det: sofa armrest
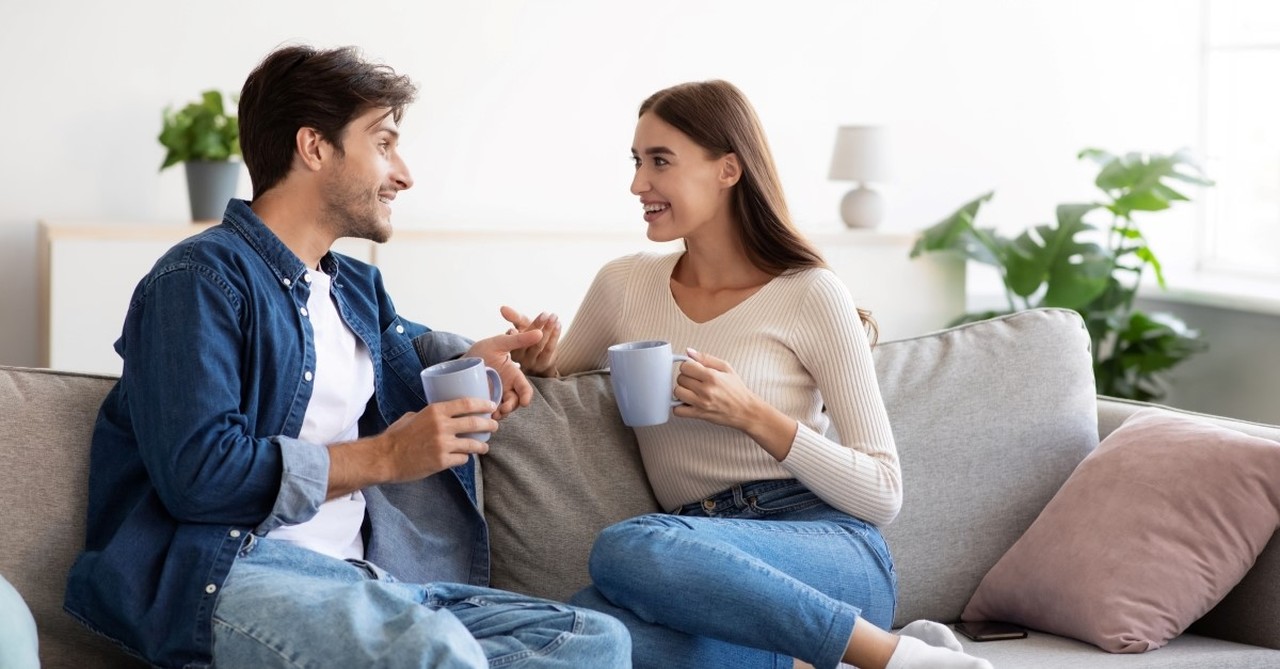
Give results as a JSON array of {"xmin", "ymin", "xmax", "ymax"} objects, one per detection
[{"xmin": 1190, "ymin": 532, "xmax": 1280, "ymax": 649}]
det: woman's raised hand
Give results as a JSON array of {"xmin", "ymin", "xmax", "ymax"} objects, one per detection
[{"xmin": 499, "ymin": 305, "xmax": 562, "ymax": 377}]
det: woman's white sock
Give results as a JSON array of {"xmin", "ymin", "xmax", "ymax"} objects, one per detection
[
  {"xmin": 885, "ymin": 635, "xmax": 994, "ymax": 669},
  {"xmin": 897, "ymin": 620, "xmax": 963, "ymax": 651}
]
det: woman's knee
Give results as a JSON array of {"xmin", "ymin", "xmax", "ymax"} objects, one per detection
[
  {"xmin": 589, "ymin": 516, "xmax": 680, "ymax": 579},
  {"xmin": 588, "ymin": 515, "xmax": 700, "ymax": 604}
]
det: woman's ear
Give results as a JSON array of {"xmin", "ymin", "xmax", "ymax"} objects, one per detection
[{"xmin": 719, "ymin": 153, "xmax": 742, "ymax": 188}]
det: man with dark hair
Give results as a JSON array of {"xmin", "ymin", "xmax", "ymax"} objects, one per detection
[{"xmin": 64, "ymin": 44, "xmax": 630, "ymax": 668}]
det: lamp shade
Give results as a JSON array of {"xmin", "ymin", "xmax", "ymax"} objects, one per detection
[{"xmin": 828, "ymin": 125, "xmax": 889, "ymax": 183}]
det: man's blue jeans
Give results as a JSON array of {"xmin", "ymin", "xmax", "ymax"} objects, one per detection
[
  {"xmin": 570, "ymin": 479, "xmax": 897, "ymax": 669},
  {"xmin": 212, "ymin": 536, "xmax": 630, "ymax": 668}
]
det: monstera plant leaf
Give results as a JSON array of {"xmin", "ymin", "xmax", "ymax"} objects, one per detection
[
  {"xmin": 1003, "ymin": 203, "xmax": 1111, "ymax": 310},
  {"xmin": 1080, "ymin": 148, "xmax": 1213, "ymax": 219},
  {"xmin": 909, "ymin": 192, "xmax": 1004, "ymax": 268},
  {"xmin": 912, "ymin": 148, "xmax": 1212, "ymax": 401},
  {"xmin": 1095, "ymin": 310, "xmax": 1208, "ymax": 401},
  {"xmin": 913, "ymin": 196, "xmax": 1112, "ymax": 312}
]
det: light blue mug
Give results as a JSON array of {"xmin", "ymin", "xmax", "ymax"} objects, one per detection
[
  {"xmin": 419, "ymin": 357, "xmax": 503, "ymax": 442},
  {"xmin": 607, "ymin": 340, "xmax": 690, "ymax": 427}
]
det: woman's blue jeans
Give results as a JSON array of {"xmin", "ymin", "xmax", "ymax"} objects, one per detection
[
  {"xmin": 570, "ymin": 479, "xmax": 897, "ymax": 669},
  {"xmin": 212, "ymin": 536, "xmax": 630, "ymax": 668}
]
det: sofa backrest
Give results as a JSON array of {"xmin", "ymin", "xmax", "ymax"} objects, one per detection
[{"xmin": 0, "ymin": 367, "xmax": 146, "ymax": 668}]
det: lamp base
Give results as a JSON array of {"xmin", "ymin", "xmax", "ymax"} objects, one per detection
[{"xmin": 840, "ymin": 185, "xmax": 884, "ymax": 229}]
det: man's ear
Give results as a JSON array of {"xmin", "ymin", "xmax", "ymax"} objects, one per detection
[
  {"xmin": 719, "ymin": 153, "xmax": 742, "ymax": 188},
  {"xmin": 295, "ymin": 127, "xmax": 328, "ymax": 172}
]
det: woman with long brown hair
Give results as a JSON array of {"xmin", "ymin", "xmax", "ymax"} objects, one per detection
[{"xmin": 505, "ymin": 80, "xmax": 990, "ymax": 669}]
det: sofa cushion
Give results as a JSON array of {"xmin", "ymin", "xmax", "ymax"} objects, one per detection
[
  {"xmin": 876, "ymin": 308, "xmax": 1100, "ymax": 627},
  {"xmin": 0, "ymin": 367, "xmax": 147, "ymax": 668},
  {"xmin": 962, "ymin": 408, "xmax": 1280, "ymax": 653},
  {"xmin": 957, "ymin": 631, "xmax": 1280, "ymax": 668},
  {"xmin": 482, "ymin": 371, "xmax": 661, "ymax": 602}
]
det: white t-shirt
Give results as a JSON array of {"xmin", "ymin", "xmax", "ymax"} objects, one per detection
[{"xmin": 267, "ymin": 267, "xmax": 375, "ymax": 560}]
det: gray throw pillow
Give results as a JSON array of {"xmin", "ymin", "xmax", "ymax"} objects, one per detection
[
  {"xmin": 876, "ymin": 308, "xmax": 1099, "ymax": 626},
  {"xmin": 482, "ymin": 371, "xmax": 660, "ymax": 602}
]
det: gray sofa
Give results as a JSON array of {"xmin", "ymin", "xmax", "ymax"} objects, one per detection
[{"xmin": 2, "ymin": 308, "xmax": 1278, "ymax": 668}]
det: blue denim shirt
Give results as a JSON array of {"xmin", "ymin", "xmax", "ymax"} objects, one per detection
[{"xmin": 64, "ymin": 200, "xmax": 487, "ymax": 669}]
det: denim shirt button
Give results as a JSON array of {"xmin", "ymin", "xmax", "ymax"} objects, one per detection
[
  {"xmin": 304, "ymin": 273, "xmax": 312, "ymax": 283},
  {"xmin": 282, "ymin": 278, "xmax": 292, "ymax": 287},
  {"xmin": 204, "ymin": 584, "xmax": 217, "ymax": 594},
  {"xmin": 229, "ymin": 529, "xmax": 241, "ymax": 539},
  {"xmin": 300, "ymin": 307, "xmax": 309, "ymax": 318},
  {"xmin": 304, "ymin": 371, "xmax": 313, "ymax": 382},
  {"xmin": 702, "ymin": 499, "xmax": 715, "ymax": 512},
  {"xmin": 395, "ymin": 324, "xmax": 405, "ymax": 334}
]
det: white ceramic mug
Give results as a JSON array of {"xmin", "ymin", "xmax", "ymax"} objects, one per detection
[
  {"xmin": 607, "ymin": 340, "xmax": 689, "ymax": 427},
  {"xmin": 419, "ymin": 357, "xmax": 503, "ymax": 442}
]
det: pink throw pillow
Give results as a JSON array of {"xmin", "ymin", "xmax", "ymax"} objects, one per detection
[{"xmin": 961, "ymin": 408, "xmax": 1280, "ymax": 652}]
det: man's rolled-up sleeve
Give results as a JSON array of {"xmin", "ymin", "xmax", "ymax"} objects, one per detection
[{"xmin": 253, "ymin": 436, "xmax": 332, "ymax": 534}]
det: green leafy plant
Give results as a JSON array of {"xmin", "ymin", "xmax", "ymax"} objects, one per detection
[
  {"xmin": 158, "ymin": 89, "xmax": 240, "ymax": 170},
  {"xmin": 911, "ymin": 149, "xmax": 1213, "ymax": 401}
]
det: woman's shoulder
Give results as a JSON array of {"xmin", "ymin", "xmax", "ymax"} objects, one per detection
[
  {"xmin": 767, "ymin": 266, "xmax": 860, "ymax": 316},
  {"xmin": 775, "ymin": 265, "xmax": 847, "ymax": 295}
]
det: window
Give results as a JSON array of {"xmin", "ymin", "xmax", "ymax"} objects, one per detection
[{"xmin": 1201, "ymin": 1, "xmax": 1280, "ymax": 279}]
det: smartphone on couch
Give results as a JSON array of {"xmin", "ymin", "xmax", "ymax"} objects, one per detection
[{"xmin": 954, "ymin": 620, "xmax": 1028, "ymax": 642}]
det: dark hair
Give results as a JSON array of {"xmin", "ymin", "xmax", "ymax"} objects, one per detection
[
  {"xmin": 640, "ymin": 80, "xmax": 877, "ymax": 343},
  {"xmin": 238, "ymin": 44, "xmax": 418, "ymax": 198}
]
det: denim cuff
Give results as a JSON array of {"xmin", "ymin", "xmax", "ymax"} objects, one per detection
[
  {"xmin": 412, "ymin": 331, "xmax": 474, "ymax": 367},
  {"xmin": 255, "ymin": 436, "xmax": 330, "ymax": 534}
]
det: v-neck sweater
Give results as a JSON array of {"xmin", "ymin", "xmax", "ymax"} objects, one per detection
[{"xmin": 557, "ymin": 252, "xmax": 902, "ymax": 526}]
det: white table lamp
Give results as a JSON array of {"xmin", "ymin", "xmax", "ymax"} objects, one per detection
[{"xmin": 828, "ymin": 125, "xmax": 889, "ymax": 229}]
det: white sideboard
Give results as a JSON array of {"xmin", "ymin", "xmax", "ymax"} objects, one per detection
[
  {"xmin": 38, "ymin": 223, "xmax": 374, "ymax": 376},
  {"xmin": 39, "ymin": 222, "xmax": 964, "ymax": 375}
]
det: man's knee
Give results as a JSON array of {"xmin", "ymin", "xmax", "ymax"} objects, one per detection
[{"xmin": 569, "ymin": 607, "xmax": 631, "ymax": 665}]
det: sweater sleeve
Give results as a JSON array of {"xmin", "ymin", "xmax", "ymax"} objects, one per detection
[
  {"xmin": 778, "ymin": 272, "xmax": 902, "ymax": 526},
  {"xmin": 556, "ymin": 255, "xmax": 635, "ymax": 375}
]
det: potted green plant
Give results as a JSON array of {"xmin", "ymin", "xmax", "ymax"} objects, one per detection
[
  {"xmin": 158, "ymin": 89, "xmax": 241, "ymax": 221},
  {"xmin": 910, "ymin": 149, "xmax": 1213, "ymax": 401}
]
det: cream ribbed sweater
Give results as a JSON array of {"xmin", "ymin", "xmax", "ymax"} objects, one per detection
[{"xmin": 557, "ymin": 252, "xmax": 902, "ymax": 526}]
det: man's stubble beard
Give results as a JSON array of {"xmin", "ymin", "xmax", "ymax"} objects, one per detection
[{"xmin": 320, "ymin": 168, "xmax": 392, "ymax": 244}]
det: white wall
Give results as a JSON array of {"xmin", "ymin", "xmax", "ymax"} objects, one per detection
[{"xmin": 1, "ymin": 2, "xmax": 1206, "ymax": 362}]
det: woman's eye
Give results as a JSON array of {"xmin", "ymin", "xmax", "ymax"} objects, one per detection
[
  {"xmin": 630, "ymin": 155, "xmax": 641, "ymax": 168},
  {"xmin": 653, "ymin": 157, "xmax": 669, "ymax": 167}
]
